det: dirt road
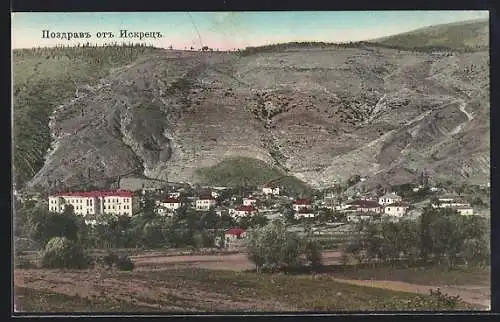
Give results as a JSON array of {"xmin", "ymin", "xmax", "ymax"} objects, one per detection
[{"xmin": 131, "ymin": 250, "xmax": 343, "ymax": 270}]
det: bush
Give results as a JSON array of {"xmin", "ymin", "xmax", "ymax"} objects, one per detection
[
  {"xmin": 406, "ymin": 288, "xmax": 464, "ymax": 310},
  {"xmin": 41, "ymin": 237, "xmax": 92, "ymax": 269},
  {"xmin": 102, "ymin": 252, "xmax": 121, "ymax": 268},
  {"xmin": 116, "ymin": 256, "xmax": 135, "ymax": 271},
  {"xmin": 102, "ymin": 252, "xmax": 134, "ymax": 271}
]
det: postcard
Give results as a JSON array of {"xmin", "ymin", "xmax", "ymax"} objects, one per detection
[{"xmin": 12, "ymin": 10, "xmax": 490, "ymax": 313}]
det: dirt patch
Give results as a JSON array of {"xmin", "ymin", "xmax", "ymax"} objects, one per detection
[
  {"xmin": 330, "ymin": 277, "xmax": 490, "ymax": 310},
  {"xmin": 14, "ymin": 269, "xmax": 296, "ymax": 312}
]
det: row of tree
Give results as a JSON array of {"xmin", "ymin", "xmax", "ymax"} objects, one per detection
[{"xmin": 342, "ymin": 207, "xmax": 490, "ymax": 270}]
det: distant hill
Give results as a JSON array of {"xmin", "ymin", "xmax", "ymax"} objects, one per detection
[
  {"xmin": 368, "ymin": 19, "xmax": 489, "ymax": 51},
  {"xmin": 13, "ymin": 20, "xmax": 490, "ymax": 193}
]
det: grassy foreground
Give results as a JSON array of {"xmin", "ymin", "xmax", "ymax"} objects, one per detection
[
  {"xmin": 15, "ymin": 267, "xmax": 480, "ymax": 312},
  {"xmin": 327, "ymin": 264, "xmax": 490, "ymax": 287}
]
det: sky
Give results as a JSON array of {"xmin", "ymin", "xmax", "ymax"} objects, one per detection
[{"xmin": 12, "ymin": 11, "xmax": 489, "ymax": 50}]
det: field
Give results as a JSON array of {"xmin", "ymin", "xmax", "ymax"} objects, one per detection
[{"xmin": 14, "ymin": 250, "xmax": 490, "ymax": 312}]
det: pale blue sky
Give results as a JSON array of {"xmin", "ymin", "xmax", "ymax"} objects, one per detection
[{"xmin": 12, "ymin": 11, "xmax": 489, "ymax": 49}]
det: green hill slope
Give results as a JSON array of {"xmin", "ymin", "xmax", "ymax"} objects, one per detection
[
  {"xmin": 196, "ymin": 157, "xmax": 312, "ymax": 196},
  {"xmin": 13, "ymin": 44, "xmax": 161, "ymax": 188}
]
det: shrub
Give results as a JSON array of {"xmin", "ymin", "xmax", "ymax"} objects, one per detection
[
  {"xmin": 102, "ymin": 252, "xmax": 121, "ymax": 268},
  {"xmin": 116, "ymin": 256, "xmax": 135, "ymax": 271},
  {"xmin": 102, "ymin": 252, "xmax": 134, "ymax": 271},
  {"xmin": 41, "ymin": 237, "xmax": 92, "ymax": 269}
]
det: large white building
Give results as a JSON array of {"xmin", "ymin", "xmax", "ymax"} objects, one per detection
[{"xmin": 48, "ymin": 190, "xmax": 136, "ymax": 217}]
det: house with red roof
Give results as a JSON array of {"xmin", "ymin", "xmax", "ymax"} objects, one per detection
[
  {"xmin": 48, "ymin": 190, "xmax": 136, "ymax": 217},
  {"xmin": 222, "ymin": 227, "xmax": 247, "ymax": 249},
  {"xmin": 292, "ymin": 198, "xmax": 312, "ymax": 212},
  {"xmin": 195, "ymin": 195, "xmax": 216, "ymax": 211},
  {"xmin": 233, "ymin": 205, "xmax": 258, "ymax": 217},
  {"xmin": 295, "ymin": 207, "xmax": 315, "ymax": 219}
]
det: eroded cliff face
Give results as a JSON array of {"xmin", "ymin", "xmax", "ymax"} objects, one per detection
[{"xmin": 27, "ymin": 46, "xmax": 490, "ymax": 191}]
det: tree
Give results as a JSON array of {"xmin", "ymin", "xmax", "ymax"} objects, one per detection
[
  {"xmin": 246, "ymin": 220, "xmax": 304, "ymax": 272},
  {"xmin": 26, "ymin": 205, "xmax": 81, "ymax": 248},
  {"xmin": 41, "ymin": 237, "xmax": 91, "ymax": 269},
  {"xmin": 347, "ymin": 175, "xmax": 361, "ymax": 187},
  {"xmin": 282, "ymin": 205, "xmax": 296, "ymax": 223}
]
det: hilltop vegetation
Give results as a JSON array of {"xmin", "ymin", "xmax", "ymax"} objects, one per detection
[
  {"xmin": 371, "ymin": 19, "xmax": 488, "ymax": 51},
  {"xmin": 13, "ymin": 44, "xmax": 161, "ymax": 188},
  {"xmin": 196, "ymin": 157, "xmax": 312, "ymax": 196}
]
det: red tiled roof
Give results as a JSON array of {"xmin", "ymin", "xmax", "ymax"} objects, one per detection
[
  {"xmin": 293, "ymin": 198, "xmax": 311, "ymax": 205},
  {"xmin": 235, "ymin": 205, "xmax": 257, "ymax": 212},
  {"xmin": 52, "ymin": 190, "xmax": 134, "ymax": 198},
  {"xmin": 225, "ymin": 228, "xmax": 246, "ymax": 236},
  {"xmin": 348, "ymin": 200, "xmax": 381, "ymax": 208},
  {"xmin": 163, "ymin": 197, "xmax": 181, "ymax": 204},
  {"xmin": 199, "ymin": 195, "xmax": 216, "ymax": 200}
]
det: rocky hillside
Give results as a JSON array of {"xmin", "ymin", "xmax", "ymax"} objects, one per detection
[{"xmin": 14, "ymin": 21, "xmax": 490, "ymax": 191}]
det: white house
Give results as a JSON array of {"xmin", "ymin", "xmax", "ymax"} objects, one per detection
[
  {"xmin": 195, "ymin": 196, "xmax": 216, "ymax": 211},
  {"xmin": 222, "ymin": 228, "xmax": 247, "ymax": 249},
  {"xmin": 456, "ymin": 206, "xmax": 474, "ymax": 216},
  {"xmin": 383, "ymin": 202, "xmax": 409, "ymax": 218},
  {"xmin": 433, "ymin": 196, "xmax": 470, "ymax": 208},
  {"xmin": 48, "ymin": 190, "xmax": 136, "ymax": 217},
  {"xmin": 292, "ymin": 198, "xmax": 312, "ymax": 212},
  {"xmin": 295, "ymin": 208, "xmax": 315, "ymax": 219},
  {"xmin": 378, "ymin": 193, "xmax": 402, "ymax": 206},
  {"xmin": 262, "ymin": 182, "xmax": 280, "ymax": 196},
  {"xmin": 156, "ymin": 197, "xmax": 182, "ymax": 215},
  {"xmin": 233, "ymin": 205, "xmax": 258, "ymax": 217},
  {"xmin": 168, "ymin": 192, "xmax": 181, "ymax": 198},
  {"xmin": 431, "ymin": 196, "xmax": 474, "ymax": 216},
  {"xmin": 346, "ymin": 200, "xmax": 382, "ymax": 213},
  {"xmin": 243, "ymin": 196, "xmax": 258, "ymax": 206}
]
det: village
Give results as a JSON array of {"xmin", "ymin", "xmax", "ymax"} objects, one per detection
[{"xmin": 14, "ymin": 173, "xmax": 489, "ymax": 251}]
